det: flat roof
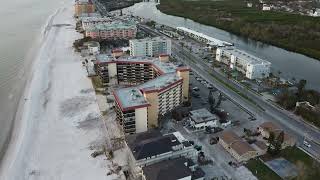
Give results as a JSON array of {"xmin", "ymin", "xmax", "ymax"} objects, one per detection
[
  {"xmin": 218, "ymin": 47, "xmax": 271, "ymax": 65},
  {"xmin": 190, "ymin": 108, "xmax": 218, "ymax": 124},
  {"xmin": 177, "ymin": 27, "xmax": 232, "ymax": 47},
  {"xmin": 81, "ymin": 17, "xmax": 112, "ymax": 23},
  {"xmin": 126, "ymin": 130, "xmax": 182, "ymax": 160},
  {"xmin": 98, "ymin": 55, "xmax": 189, "ymax": 110},
  {"xmin": 96, "ymin": 55, "xmax": 178, "ymax": 74},
  {"xmin": 78, "ymin": 13, "xmax": 101, "ymax": 18},
  {"xmin": 83, "ymin": 41, "xmax": 100, "ymax": 47},
  {"xmin": 142, "ymin": 158, "xmax": 192, "ymax": 180},
  {"xmin": 139, "ymin": 73, "xmax": 182, "ymax": 93},
  {"xmin": 113, "ymin": 87, "xmax": 150, "ymax": 111},
  {"xmin": 114, "ymin": 74, "xmax": 182, "ymax": 111},
  {"xmin": 86, "ymin": 21, "xmax": 136, "ymax": 31},
  {"xmin": 130, "ymin": 36, "xmax": 170, "ymax": 43}
]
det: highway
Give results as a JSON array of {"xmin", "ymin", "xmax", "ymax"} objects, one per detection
[{"xmin": 138, "ymin": 24, "xmax": 320, "ymax": 161}]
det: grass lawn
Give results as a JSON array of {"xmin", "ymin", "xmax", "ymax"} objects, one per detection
[
  {"xmin": 245, "ymin": 158, "xmax": 281, "ymax": 180},
  {"xmin": 246, "ymin": 146, "xmax": 320, "ymax": 180},
  {"xmin": 158, "ymin": 0, "xmax": 320, "ymax": 60},
  {"xmin": 280, "ymin": 146, "xmax": 320, "ymax": 180}
]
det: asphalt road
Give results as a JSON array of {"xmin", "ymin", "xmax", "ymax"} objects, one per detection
[{"xmin": 138, "ymin": 24, "xmax": 320, "ymax": 160}]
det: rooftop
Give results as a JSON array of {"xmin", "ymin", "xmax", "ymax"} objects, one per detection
[
  {"xmin": 83, "ymin": 41, "xmax": 100, "ymax": 47},
  {"xmin": 177, "ymin": 27, "xmax": 232, "ymax": 47},
  {"xmin": 113, "ymin": 87, "xmax": 150, "ymax": 111},
  {"xmin": 81, "ymin": 17, "xmax": 112, "ymax": 23},
  {"xmin": 220, "ymin": 131, "xmax": 256, "ymax": 156},
  {"xmin": 142, "ymin": 158, "xmax": 192, "ymax": 180},
  {"xmin": 259, "ymin": 122, "xmax": 282, "ymax": 132},
  {"xmin": 139, "ymin": 73, "xmax": 182, "ymax": 93},
  {"xmin": 126, "ymin": 130, "xmax": 182, "ymax": 160},
  {"xmin": 190, "ymin": 108, "xmax": 218, "ymax": 124},
  {"xmin": 96, "ymin": 55, "xmax": 187, "ymax": 110},
  {"xmin": 253, "ymin": 141, "xmax": 268, "ymax": 150},
  {"xmin": 78, "ymin": 13, "xmax": 101, "ymax": 18},
  {"xmin": 96, "ymin": 55, "xmax": 178, "ymax": 74},
  {"xmin": 130, "ymin": 36, "xmax": 170, "ymax": 43},
  {"xmin": 75, "ymin": 0, "xmax": 93, "ymax": 4},
  {"xmin": 219, "ymin": 47, "xmax": 271, "ymax": 65},
  {"xmin": 86, "ymin": 21, "xmax": 136, "ymax": 31}
]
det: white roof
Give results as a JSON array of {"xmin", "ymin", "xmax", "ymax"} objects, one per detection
[
  {"xmin": 219, "ymin": 47, "xmax": 271, "ymax": 65},
  {"xmin": 177, "ymin": 27, "xmax": 233, "ymax": 47}
]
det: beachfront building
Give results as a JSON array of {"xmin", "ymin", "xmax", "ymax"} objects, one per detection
[
  {"xmin": 83, "ymin": 41, "xmax": 100, "ymax": 55},
  {"xmin": 129, "ymin": 37, "xmax": 172, "ymax": 57},
  {"xmin": 126, "ymin": 130, "xmax": 196, "ymax": 167},
  {"xmin": 94, "ymin": 55, "xmax": 190, "ymax": 134},
  {"xmin": 219, "ymin": 131, "xmax": 258, "ymax": 162},
  {"xmin": 74, "ymin": 0, "xmax": 95, "ymax": 17},
  {"xmin": 85, "ymin": 21, "xmax": 137, "ymax": 40},
  {"xmin": 216, "ymin": 47, "xmax": 271, "ymax": 79},
  {"xmin": 141, "ymin": 157, "xmax": 205, "ymax": 180},
  {"xmin": 188, "ymin": 108, "xmax": 219, "ymax": 130},
  {"xmin": 81, "ymin": 17, "xmax": 112, "ymax": 30}
]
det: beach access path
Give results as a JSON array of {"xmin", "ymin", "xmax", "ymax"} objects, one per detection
[{"xmin": 0, "ymin": 4, "xmax": 120, "ymax": 180}]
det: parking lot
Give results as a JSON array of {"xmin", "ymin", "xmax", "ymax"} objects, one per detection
[{"xmin": 159, "ymin": 67, "xmax": 263, "ymax": 179}]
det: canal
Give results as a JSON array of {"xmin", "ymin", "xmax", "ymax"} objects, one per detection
[{"xmin": 123, "ymin": 2, "xmax": 320, "ymax": 91}]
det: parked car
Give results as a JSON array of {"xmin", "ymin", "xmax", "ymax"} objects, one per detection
[
  {"xmin": 213, "ymin": 127, "xmax": 223, "ymax": 133},
  {"xmin": 192, "ymin": 87, "xmax": 200, "ymax": 91},
  {"xmin": 303, "ymin": 140, "xmax": 311, "ymax": 148},
  {"xmin": 222, "ymin": 121, "xmax": 231, "ymax": 128},
  {"xmin": 209, "ymin": 137, "xmax": 219, "ymax": 145}
]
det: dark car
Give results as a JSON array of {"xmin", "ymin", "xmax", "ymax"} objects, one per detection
[{"xmin": 213, "ymin": 127, "xmax": 223, "ymax": 133}]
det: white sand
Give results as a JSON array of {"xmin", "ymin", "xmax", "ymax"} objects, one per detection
[{"xmin": 0, "ymin": 3, "xmax": 118, "ymax": 180}]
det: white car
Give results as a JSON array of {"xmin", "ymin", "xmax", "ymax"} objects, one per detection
[
  {"xmin": 303, "ymin": 141, "xmax": 311, "ymax": 148},
  {"xmin": 222, "ymin": 121, "xmax": 231, "ymax": 128}
]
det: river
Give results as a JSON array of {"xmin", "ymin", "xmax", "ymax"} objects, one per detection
[
  {"xmin": 123, "ymin": 2, "xmax": 320, "ymax": 91},
  {"xmin": 0, "ymin": 0, "xmax": 68, "ymax": 160}
]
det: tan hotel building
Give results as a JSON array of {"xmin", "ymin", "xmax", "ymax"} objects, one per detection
[
  {"xmin": 94, "ymin": 55, "xmax": 190, "ymax": 134},
  {"xmin": 74, "ymin": 0, "xmax": 95, "ymax": 17}
]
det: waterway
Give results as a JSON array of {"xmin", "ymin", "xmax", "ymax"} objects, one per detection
[
  {"xmin": 123, "ymin": 2, "xmax": 320, "ymax": 91},
  {"xmin": 0, "ymin": 0, "xmax": 68, "ymax": 160}
]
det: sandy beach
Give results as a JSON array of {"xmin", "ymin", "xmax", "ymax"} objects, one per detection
[{"xmin": 0, "ymin": 3, "xmax": 117, "ymax": 180}]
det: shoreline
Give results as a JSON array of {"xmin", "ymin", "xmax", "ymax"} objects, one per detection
[
  {"xmin": 1, "ymin": 2, "xmax": 117, "ymax": 179},
  {"xmin": 0, "ymin": 6, "xmax": 64, "ymax": 176},
  {"xmin": 0, "ymin": 6, "xmax": 63, "ymax": 164}
]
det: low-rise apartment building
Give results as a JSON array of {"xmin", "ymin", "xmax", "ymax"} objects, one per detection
[
  {"xmin": 141, "ymin": 157, "xmax": 205, "ymax": 180},
  {"xmin": 74, "ymin": 0, "xmax": 95, "ymax": 17},
  {"xmin": 94, "ymin": 55, "xmax": 190, "ymax": 134},
  {"xmin": 189, "ymin": 108, "xmax": 219, "ymax": 130},
  {"xmin": 176, "ymin": 27, "xmax": 232, "ymax": 47},
  {"xmin": 257, "ymin": 122, "xmax": 296, "ymax": 149},
  {"xmin": 216, "ymin": 47, "xmax": 271, "ymax": 79},
  {"xmin": 219, "ymin": 131, "xmax": 258, "ymax": 162},
  {"xmin": 85, "ymin": 21, "xmax": 137, "ymax": 40},
  {"xmin": 126, "ymin": 130, "xmax": 196, "ymax": 168},
  {"xmin": 83, "ymin": 41, "xmax": 100, "ymax": 55},
  {"xmin": 129, "ymin": 36, "xmax": 172, "ymax": 57}
]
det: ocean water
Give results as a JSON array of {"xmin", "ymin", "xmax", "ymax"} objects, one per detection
[{"xmin": 0, "ymin": 0, "xmax": 68, "ymax": 160}]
